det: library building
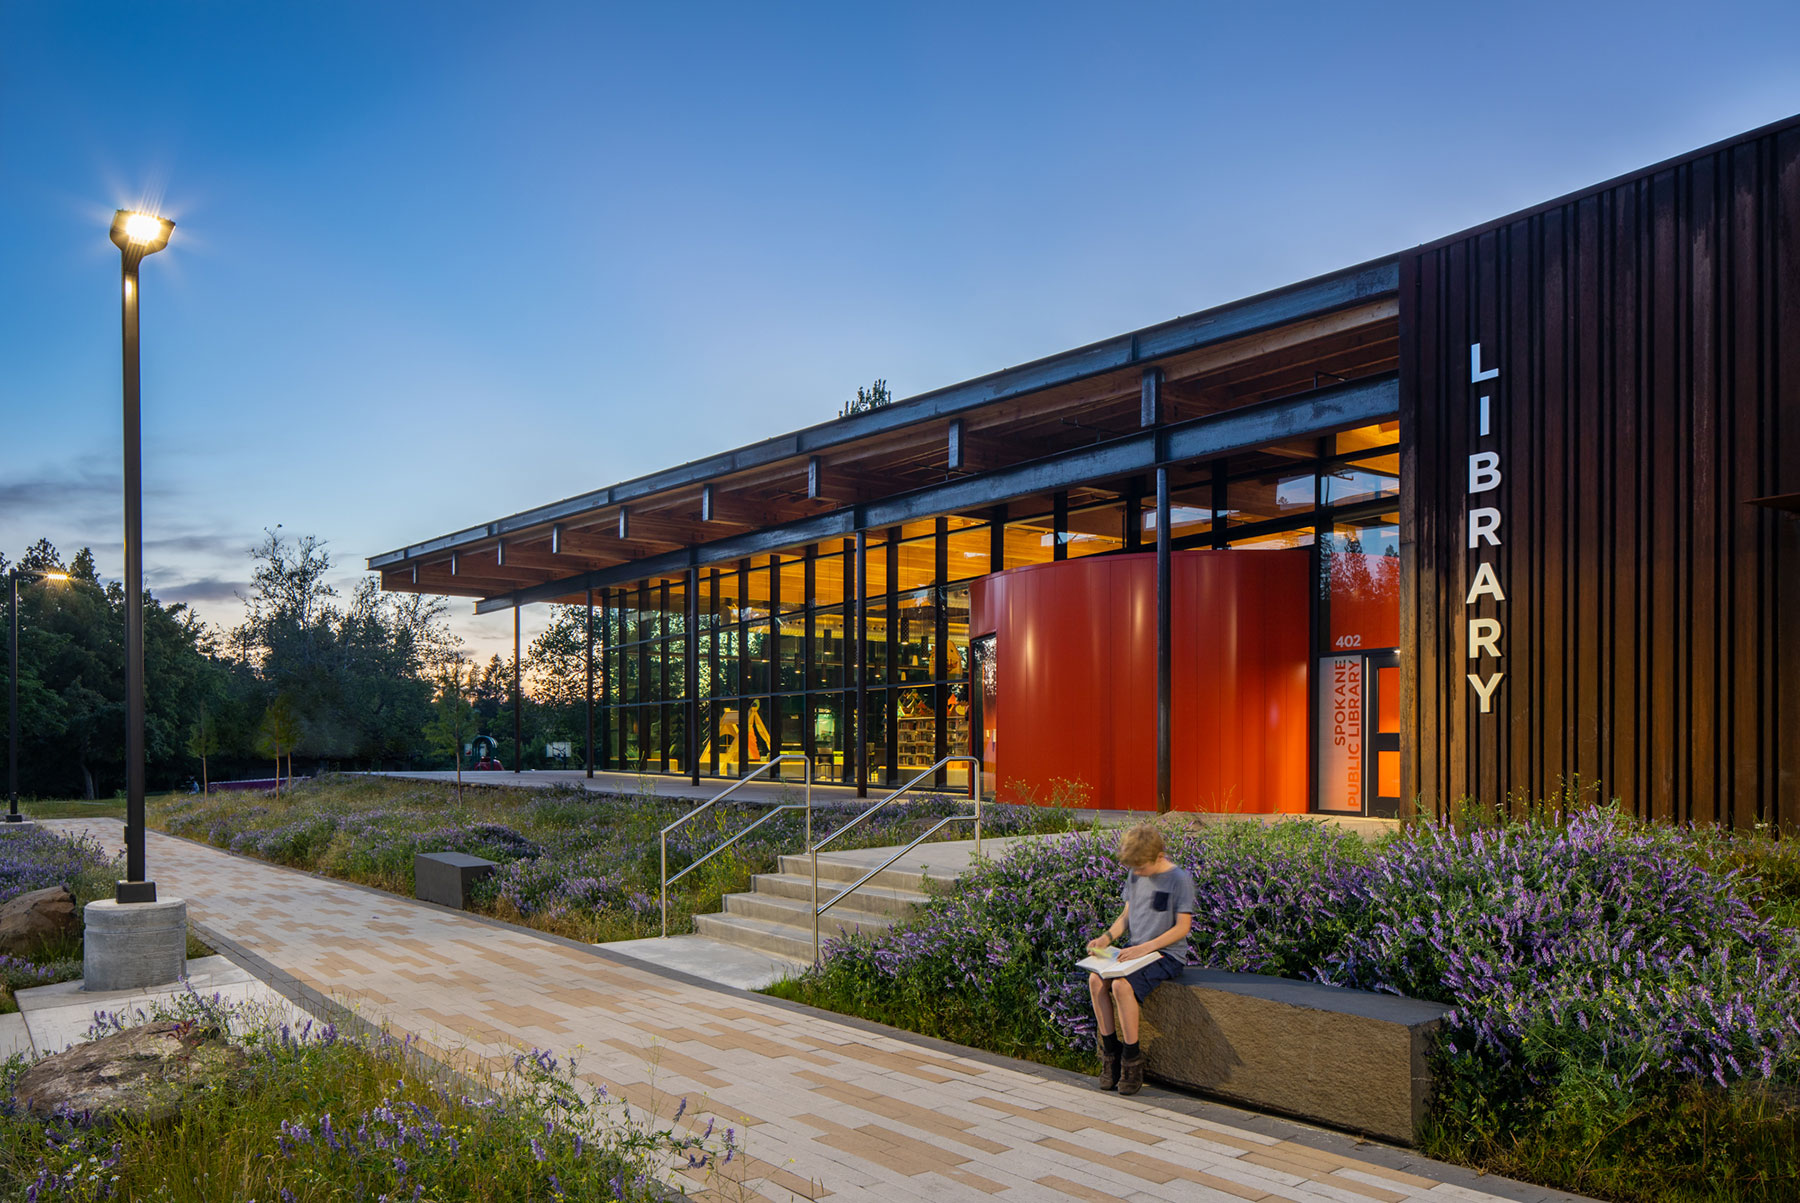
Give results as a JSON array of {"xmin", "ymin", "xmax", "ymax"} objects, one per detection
[{"xmin": 373, "ymin": 116, "xmax": 1799, "ymax": 829}]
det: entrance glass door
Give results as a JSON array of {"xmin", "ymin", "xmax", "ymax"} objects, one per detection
[
  {"xmin": 1365, "ymin": 650, "xmax": 1400, "ymax": 817},
  {"xmin": 969, "ymin": 634, "xmax": 996, "ymax": 797}
]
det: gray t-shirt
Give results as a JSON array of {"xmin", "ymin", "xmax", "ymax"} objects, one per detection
[{"xmin": 1123, "ymin": 865, "xmax": 1196, "ymax": 965}]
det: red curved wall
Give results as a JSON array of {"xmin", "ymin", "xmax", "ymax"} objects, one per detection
[{"xmin": 970, "ymin": 550, "xmax": 1310, "ymax": 813}]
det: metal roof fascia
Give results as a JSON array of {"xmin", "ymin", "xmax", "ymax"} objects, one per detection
[
  {"xmin": 368, "ymin": 256, "xmax": 1398, "ymax": 571},
  {"xmin": 470, "ymin": 372, "xmax": 1397, "ymax": 614}
]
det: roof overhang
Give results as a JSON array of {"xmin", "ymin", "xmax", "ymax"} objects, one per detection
[{"xmin": 370, "ymin": 254, "xmax": 1401, "ymax": 610}]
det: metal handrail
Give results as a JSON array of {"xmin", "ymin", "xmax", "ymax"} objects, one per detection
[
  {"xmin": 660, "ymin": 754, "xmax": 811, "ymax": 939},
  {"xmin": 810, "ymin": 754, "xmax": 981, "ymax": 962}
]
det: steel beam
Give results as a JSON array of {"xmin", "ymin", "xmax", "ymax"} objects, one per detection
[{"xmin": 472, "ymin": 372, "xmax": 1397, "ymax": 614}]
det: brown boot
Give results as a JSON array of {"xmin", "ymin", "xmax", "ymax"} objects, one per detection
[
  {"xmin": 1118, "ymin": 1051, "xmax": 1144, "ymax": 1096},
  {"xmin": 1097, "ymin": 1047, "xmax": 1121, "ymax": 1091}
]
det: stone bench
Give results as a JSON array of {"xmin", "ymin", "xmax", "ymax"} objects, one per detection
[
  {"xmin": 414, "ymin": 852, "xmax": 497, "ymax": 909},
  {"xmin": 1139, "ymin": 970, "xmax": 1450, "ymax": 1145}
]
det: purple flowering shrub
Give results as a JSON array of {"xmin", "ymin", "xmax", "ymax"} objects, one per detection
[
  {"xmin": 0, "ymin": 830, "xmax": 120, "ymax": 1006},
  {"xmin": 0, "ymin": 829, "xmax": 119, "ymax": 909},
  {"xmin": 2, "ymin": 996, "xmax": 737, "ymax": 1201},
  {"xmin": 805, "ymin": 819, "xmax": 1371, "ymax": 1057},
  {"xmin": 1319, "ymin": 813, "xmax": 1800, "ymax": 1135},
  {"xmin": 802, "ymin": 810, "xmax": 1800, "ymax": 1133}
]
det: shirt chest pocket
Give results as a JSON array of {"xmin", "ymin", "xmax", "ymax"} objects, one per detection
[{"xmin": 1152, "ymin": 890, "xmax": 1171, "ymax": 912}]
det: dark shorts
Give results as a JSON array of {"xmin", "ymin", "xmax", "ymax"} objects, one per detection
[{"xmin": 1118, "ymin": 954, "xmax": 1185, "ymax": 1003}]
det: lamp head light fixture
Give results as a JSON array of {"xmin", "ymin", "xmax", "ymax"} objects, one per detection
[{"xmin": 109, "ymin": 210, "xmax": 174, "ymax": 255}]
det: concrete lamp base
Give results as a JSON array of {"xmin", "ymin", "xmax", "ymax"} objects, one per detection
[
  {"xmin": 83, "ymin": 897, "xmax": 188, "ymax": 992},
  {"xmin": 0, "ymin": 818, "xmax": 37, "ymax": 833}
]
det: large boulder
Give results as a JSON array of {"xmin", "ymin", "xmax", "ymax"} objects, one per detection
[
  {"xmin": 11, "ymin": 1022, "xmax": 248, "ymax": 1123},
  {"xmin": 0, "ymin": 885, "xmax": 77, "ymax": 955}
]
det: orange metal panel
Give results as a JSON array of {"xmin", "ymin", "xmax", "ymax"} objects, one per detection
[{"xmin": 972, "ymin": 550, "xmax": 1309, "ymax": 813}]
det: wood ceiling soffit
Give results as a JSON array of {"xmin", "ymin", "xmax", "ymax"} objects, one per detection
[
  {"xmin": 417, "ymin": 567, "xmax": 520, "ymax": 595},
  {"xmin": 448, "ymin": 551, "xmax": 542, "ymax": 585},
  {"xmin": 1154, "ymin": 298, "xmax": 1397, "ymax": 386}
]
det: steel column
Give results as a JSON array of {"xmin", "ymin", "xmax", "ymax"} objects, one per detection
[
  {"xmin": 855, "ymin": 529, "xmax": 869, "ymax": 798},
  {"xmin": 585, "ymin": 586, "xmax": 594, "ymax": 778},
  {"xmin": 512, "ymin": 604, "xmax": 522, "ymax": 773},
  {"xmin": 1156, "ymin": 467, "xmax": 1172, "ymax": 815}
]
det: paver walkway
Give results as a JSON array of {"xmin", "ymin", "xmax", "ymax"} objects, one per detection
[{"xmin": 41, "ymin": 819, "xmax": 1575, "ymax": 1203}]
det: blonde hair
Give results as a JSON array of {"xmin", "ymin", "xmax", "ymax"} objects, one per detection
[{"xmin": 1116, "ymin": 824, "xmax": 1166, "ymax": 868}]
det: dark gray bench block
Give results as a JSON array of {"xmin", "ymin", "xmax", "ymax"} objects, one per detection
[
  {"xmin": 414, "ymin": 852, "xmax": 497, "ymax": 909},
  {"xmin": 1139, "ymin": 970, "xmax": 1450, "ymax": 1145}
]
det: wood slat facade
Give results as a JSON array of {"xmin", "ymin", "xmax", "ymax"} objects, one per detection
[{"xmin": 1399, "ymin": 118, "xmax": 1800, "ymax": 829}]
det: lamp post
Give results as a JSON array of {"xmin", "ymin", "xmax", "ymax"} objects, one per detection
[
  {"xmin": 7, "ymin": 568, "xmax": 69, "ymax": 823},
  {"xmin": 109, "ymin": 209, "xmax": 173, "ymax": 903}
]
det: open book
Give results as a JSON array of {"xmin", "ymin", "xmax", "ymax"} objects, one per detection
[{"xmin": 1075, "ymin": 947, "xmax": 1162, "ymax": 979}]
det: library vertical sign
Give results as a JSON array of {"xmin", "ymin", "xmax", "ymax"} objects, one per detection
[{"xmin": 1466, "ymin": 342, "xmax": 1505, "ymax": 713}]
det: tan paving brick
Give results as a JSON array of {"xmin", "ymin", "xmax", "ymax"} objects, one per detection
[{"xmin": 45, "ymin": 819, "xmax": 1525, "ymax": 1203}]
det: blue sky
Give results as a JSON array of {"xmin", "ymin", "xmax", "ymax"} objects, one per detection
[{"xmin": 4, "ymin": 2, "xmax": 1797, "ymax": 659}]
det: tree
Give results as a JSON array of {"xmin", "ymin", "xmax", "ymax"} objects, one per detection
[
  {"xmin": 256, "ymin": 695, "xmax": 303, "ymax": 798},
  {"xmin": 186, "ymin": 703, "xmax": 220, "ymax": 795},
  {"xmin": 423, "ymin": 661, "xmax": 477, "ymax": 803},
  {"xmin": 525, "ymin": 605, "xmax": 596, "ymax": 760},
  {"xmin": 229, "ymin": 531, "xmax": 459, "ymax": 771},
  {"xmin": 839, "ymin": 379, "xmax": 892, "ymax": 418},
  {"xmin": 0, "ymin": 538, "xmax": 220, "ymax": 798}
]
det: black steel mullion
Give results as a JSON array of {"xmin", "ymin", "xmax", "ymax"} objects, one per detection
[
  {"xmin": 659, "ymin": 579, "xmax": 671, "ymax": 773},
  {"xmin": 736, "ymin": 559, "xmax": 749, "ymax": 777},
  {"xmin": 768, "ymin": 554, "xmax": 782, "ymax": 774},
  {"xmin": 934, "ymin": 517, "xmax": 949, "ymax": 786},
  {"xmin": 707, "ymin": 570, "xmax": 720, "ymax": 777},
  {"xmin": 885, "ymin": 531, "xmax": 899, "ymax": 786},
  {"xmin": 854, "ymin": 532, "xmax": 868, "ymax": 797},
  {"xmin": 686, "ymin": 565, "xmax": 699, "ymax": 786},
  {"xmin": 804, "ymin": 549, "xmax": 817, "ymax": 776},
  {"xmin": 637, "ymin": 580, "xmax": 650, "ymax": 773}
]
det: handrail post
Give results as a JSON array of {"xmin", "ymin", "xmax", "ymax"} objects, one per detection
[
  {"xmin": 972, "ymin": 758, "xmax": 982, "ymax": 856},
  {"xmin": 660, "ymin": 829, "xmax": 668, "ymax": 939}
]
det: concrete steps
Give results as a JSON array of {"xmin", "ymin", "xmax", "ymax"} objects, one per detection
[{"xmin": 691, "ymin": 843, "xmax": 982, "ymax": 961}]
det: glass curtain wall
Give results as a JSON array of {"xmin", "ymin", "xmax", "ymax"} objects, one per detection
[{"xmin": 593, "ymin": 419, "xmax": 1401, "ymax": 796}]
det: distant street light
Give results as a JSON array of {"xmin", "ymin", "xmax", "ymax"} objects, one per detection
[
  {"xmin": 7, "ymin": 569, "xmax": 70, "ymax": 823},
  {"xmin": 109, "ymin": 209, "xmax": 173, "ymax": 902}
]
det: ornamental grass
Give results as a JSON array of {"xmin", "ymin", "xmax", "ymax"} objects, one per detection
[
  {"xmin": 774, "ymin": 807, "xmax": 1800, "ymax": 1202},
  {"xmin": 0, "ymin": 989, "xmax": 740, "ymax": 1202}
]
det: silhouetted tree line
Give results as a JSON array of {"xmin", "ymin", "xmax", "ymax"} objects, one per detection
[{"xmin": 0, "ymin": 529, "xmax": 622, "ymax": 799}]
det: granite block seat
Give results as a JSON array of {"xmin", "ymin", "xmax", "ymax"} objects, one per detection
[
  {"xmin": 414, "ymin": 852, "xmax": 497, "ymax": 909},
  {"xmin": 1139, "ymin": 970, "xmax": 1451, "ymax": 1145}
]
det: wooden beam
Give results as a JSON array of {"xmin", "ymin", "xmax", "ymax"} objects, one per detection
[
  {"xmin": 700, "ymin": 484, "xmax": 794, "ymax": 527},
  {"xmin": 556, "ymin": 529, "xmax": 677, "ymax": 560},
  {"xmin": 417, "ymin": 567, "xmax": 518, "ymax": 597},
  {"xmin": 449, "ymin": 550, "xmax": 545, "ymax": 585},
  {"xmin": 805, "ymin": 456, "xmax": 886, "ymax": 504}
]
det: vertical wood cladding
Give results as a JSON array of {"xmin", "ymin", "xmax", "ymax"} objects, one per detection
[{"xmin": 1400, "ymin": 120, "xmax": 1800, "ymax": 829}]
